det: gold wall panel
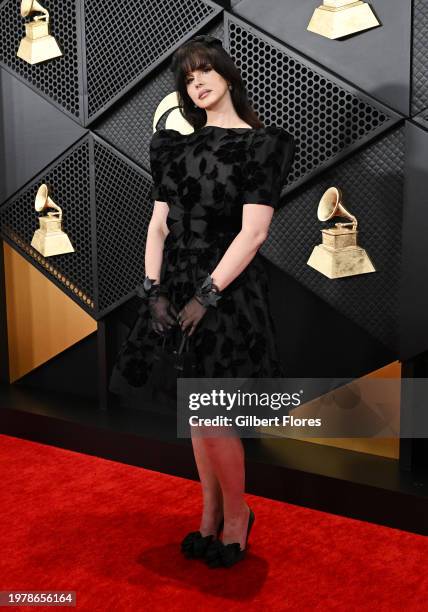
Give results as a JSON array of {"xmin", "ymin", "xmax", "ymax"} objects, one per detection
[
  {"xmin": 3, "ymin": 242, "xmax": 96, "ymax": 382},
  {"xmin": 295, "ymin": 361, "xmax": 401, "ymax": 459}
]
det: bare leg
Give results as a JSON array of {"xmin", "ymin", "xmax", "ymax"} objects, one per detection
[
  {"xmin": 191, "ymin": 427, "xmax": 224, "ymax": 536},
  {"xmin": 202, "ymin": 431, "xmax": 250, "ymax": 550}
]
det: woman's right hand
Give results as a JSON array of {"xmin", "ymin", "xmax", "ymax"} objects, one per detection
[{"xmin": 148, "ymin": 294, "xmax": 178, "ymax": 335}]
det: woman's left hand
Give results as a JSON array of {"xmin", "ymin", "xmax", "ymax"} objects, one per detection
[{"xmin": 177, "ymin": 296, "xmax": 208, "ymax": 336}]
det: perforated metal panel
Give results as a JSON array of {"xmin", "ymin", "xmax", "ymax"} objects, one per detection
[
  {"xmin": 225, "ymin": 14, "xmax": 401, "ymax": 191},
  {"xmin": 261, "ymin": 124, "xmax": 404, "ymax": 351},
  {"xmin": 0, "ymin": 0, "xmax": 82, "ymax": 120},
  {"xmin": 94, "ymin": 137, "xmax": 153, "ymax": 313},
  {"xmin": 0, "ymin": 136, "xmax": 94, "ymax": 309},
  {"xmin": 412, "ymin": 0, "xmax": 428, "ymax": 115},
  {"xmin": 94, "ymin": 22, "xmax": 225, "ymax": 170},
  {"xmin": 0, "ymin": 134, "xmax": 156, "ymax": 318},
  {"xmin": 0, "ymin": 0, "xmax": 221, "ymax": 126},
  {"xmin": 84, "ymin": 0, "xmax": 221, "ymax": 122}
]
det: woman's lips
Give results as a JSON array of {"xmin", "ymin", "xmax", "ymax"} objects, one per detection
[{"xmin": 199, "ymin": 90, "xmax": 211, "ymax": 99}]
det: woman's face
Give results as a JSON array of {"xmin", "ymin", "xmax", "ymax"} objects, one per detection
[{"xmin": 185, "ymin": 64, "xmax": 229, "ymax": 109}]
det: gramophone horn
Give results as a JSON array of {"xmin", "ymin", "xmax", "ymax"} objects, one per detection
[
  {"xmin": 21, "ymin": 0, "xmax": 47, "ymax": 18},
  {"xmin": 317, "ymin": 186, "xmax": 357, "ymax": 228},
  {"xmin": 35, "ymin": 183, "xmax": 62, "ymax": 218},
  {"xmin": 35, "ymin": 184, "xmax": 48, "ymax": 211}
]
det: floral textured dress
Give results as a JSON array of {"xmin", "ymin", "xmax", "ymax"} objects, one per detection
[{"xmin": 108, "ymin": 125, "xmax": 295, "ymax": 403}]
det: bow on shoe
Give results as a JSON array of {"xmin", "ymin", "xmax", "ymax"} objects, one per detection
[
  {"xmin": 204, "ymin": 539, "xmax": 244, "ymax": 568},
  {"xmin": 181, "ymin": 530, "xmax": 214, "ymax": 559}
]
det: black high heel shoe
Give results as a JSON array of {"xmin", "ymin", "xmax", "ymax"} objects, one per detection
[
  {"xmin": 181, "ymin": 516, "xmax": 224, "ymax": 559},
  {"xmin": 204, "ymin": 506, "xmax": 255, "ymax": 568}
]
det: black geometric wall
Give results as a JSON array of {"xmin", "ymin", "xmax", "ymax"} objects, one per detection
[
  {"xmin": 0, "ymin": 0, "xmax": 222, "ymax": 124},
  {"xmin": 0, "ymin": 133, "xmax": 153, "ymax": 317},
  {"xmin": 261, "ymin": 124, "xmax": 404, "ymax": 352},
  {"xmin": 399, "ymin": 120, "xmax": 428, "ymax": 361},
  {"xmin": 0, "ymin": 0, "xmax": 83, "ymax": 120},
  {"xmin": 84, "ymin": 0, "xmax": 221, "ymax": 122},
  {"xmin": 412, "ymin": 0, "xmax": 428, "ymax": 116},
  {"xmin": 233, "ymin": 0, "xmax": 412, "ymax": 116},
  {"xmin": 225, "ymin": 13, "xmax": 401, "ymax": 192},
  {"xmin": 0, "ymin": 68, "xmax": 87, "ymax": 205},
  {"xmin": 1, "ymin": 137, "xmax": 95, "ymax": 310},
  {"xmin": 94, "ymin": 19, "xmax": 226, "ymax": 175},
  {"xmin": 0, "ymin": 2, "xmax": 427, "ymax": 360}
]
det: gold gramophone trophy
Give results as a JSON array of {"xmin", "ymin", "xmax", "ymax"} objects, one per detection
[
  {"xmin": 31, "ymin": 184, "xmax": 75, "ymax": 257},
  {"xmin": 307, "ymin": 0, "xmax": 380, "ymax": 39},
  {"xmin": 17, "ymin": 0, "xmax": 62, "ymax": 64},
  {"xmin": 307, "ymin": 186, "xmax": 375, "ymax": 278}
]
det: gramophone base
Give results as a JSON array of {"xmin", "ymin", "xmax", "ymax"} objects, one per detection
[
  {"xmin": 307, "ymin": 244, "xmax": 376, "ymax": 278},
  {"xmin": 17, "ymin": 36, "xmax": 62, "ymax": 65},
  {"xmin": 307, "ymin": 2, "xmax": 380, "ymax": 40},
  {"xmin": 31, "ymin": 230, "xmax": 75, "ymax": 257}
]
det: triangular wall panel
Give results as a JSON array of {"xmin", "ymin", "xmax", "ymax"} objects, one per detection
[
  {"xmin": 261, "ymin": 124, "xmax": 405, "ymax": 352},
  {"xmin": 0, "ymin": 0, "xmax": 222, "ymax": 125}
]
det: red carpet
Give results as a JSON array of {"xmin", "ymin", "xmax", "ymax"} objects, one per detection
[{"xmin": 0, "ymin": 433, "xmax": 427, "ymax": 611}]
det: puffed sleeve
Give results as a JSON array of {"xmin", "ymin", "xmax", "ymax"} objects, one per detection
[
  {"xmin": 149, "ymin": 131, "xmax": 169, "ymax": 203},
  {"xmin": 241, "ymin": 127, "xmax": 295, "ymax": 210}
]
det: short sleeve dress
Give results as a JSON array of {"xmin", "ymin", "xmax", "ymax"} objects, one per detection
[{"xmin": 108, "ymin": 125, "xmax": 295, "ymax": 402}]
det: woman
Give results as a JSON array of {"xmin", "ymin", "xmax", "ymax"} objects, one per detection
[{"xmin": 109, "ymin": 34, "xmax": 295, "ymax": 568}]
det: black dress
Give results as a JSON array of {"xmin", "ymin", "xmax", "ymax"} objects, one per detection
[{"xmin": 108, "ymin": 125, "xmax": 295, "ymax": 404}]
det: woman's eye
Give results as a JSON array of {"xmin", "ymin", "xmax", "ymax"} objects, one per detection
[{"xmin": 186, "ymin": 67, "xmax": 211, "ymax": 84}]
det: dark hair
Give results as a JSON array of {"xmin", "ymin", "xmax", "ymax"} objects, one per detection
[{"xmin": 170, "ymin": 34, "xmax": 264, "ymax": 131}]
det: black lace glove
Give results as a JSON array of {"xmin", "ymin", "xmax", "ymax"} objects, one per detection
[
  {"xmin": 136, "ymin": 276, "xmax": 178, "ymax": 335},
  {"xmin": 177, "ymin": 274, "xmax": 222, "ymax": 337}
]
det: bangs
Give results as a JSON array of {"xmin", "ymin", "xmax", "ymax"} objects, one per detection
[{"xmin": 179, "ymin": 45, "xmax": 215, "ymax": 78}]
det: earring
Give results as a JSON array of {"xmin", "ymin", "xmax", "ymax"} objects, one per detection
[
  {"xmin": 228, "ymin": 84, "xmax": 232, "ymax": 90},
  {"xmin": 194, "ymin": 103, "xmax": 198, "ymax": 108}
]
